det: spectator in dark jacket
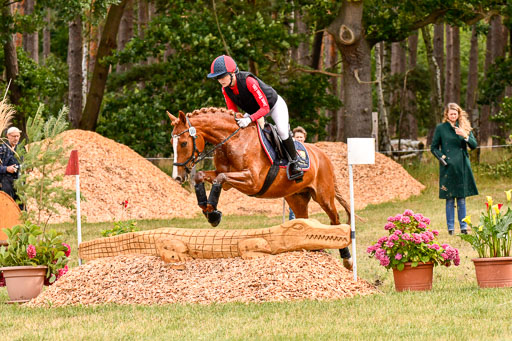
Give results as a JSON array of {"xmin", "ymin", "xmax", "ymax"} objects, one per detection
[
  {"xmin": 0, "ymin": 127, "xmax": 22, "ymax": 206},
  {"xmin": 431, "ymin": 103, "xmax": 478, "ymax": 235}
]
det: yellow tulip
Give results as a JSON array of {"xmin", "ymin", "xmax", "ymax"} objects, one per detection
[
  {"xmin": 492, "ymin": 204, "xmax": 500, "ymax": 215},
  {"xmin": 478, "ymin": 225, "xmax": 483, "ymax": 232},
  {"xmin": 506, "ymin": 190, "xmax": 512, "ymax": 202},
  {"xmin": 462, "ymin": 215, "xmax": 472, "ymax": 225},
  {"xmin": 486, "ymin": 196, "xmax": 493, "ymax": 207}
]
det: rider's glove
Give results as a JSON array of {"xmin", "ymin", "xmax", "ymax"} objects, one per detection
[
  {"xmin": 236, "ymin": 117, "xmax": 252, "ymax": 128},
  {"xmin": 243, "ymin": 113, "xmax": 251, "ymax": 118}
]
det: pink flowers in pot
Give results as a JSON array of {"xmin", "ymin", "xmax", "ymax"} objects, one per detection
[{"xmin": 367, "ymin": 209, "xmax": 460, "ymax": 271}]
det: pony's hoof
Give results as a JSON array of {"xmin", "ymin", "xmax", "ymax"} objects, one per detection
[
  {"xmin": 207, "ymin": 210, "xmax": 222, "ymax": 227},
  {"xmin": 343, "ymin": 258, "xmax": 353, "ymax": 271}
]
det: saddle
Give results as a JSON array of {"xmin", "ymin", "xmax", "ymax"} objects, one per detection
[
  {"xmin": 257, "ymin": 123, "xmax": 310, "ymax": 169},
  {"xmin": 251, "ymin": 123, "xmax": 310, "ymax": 197},
  {"xmin": 261, "ymin": 123, "xmax": 286, "ymax": 160}
]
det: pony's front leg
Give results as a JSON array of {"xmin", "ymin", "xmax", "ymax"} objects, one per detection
[{"xmin": 193, "ymin": 170, "xmax": 225, "ymax": 227}]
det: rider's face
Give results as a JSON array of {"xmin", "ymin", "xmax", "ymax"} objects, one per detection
[{"xmin": 217, "ymin": 73, "xmax": 234, "ymax": 88}]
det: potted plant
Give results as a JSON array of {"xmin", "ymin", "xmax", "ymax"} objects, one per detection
[
  {"xmin": 367, "ymin": 209, "xmax": 460, "ymax": 291},
  {"xmin": 460, "ymin": 192, "xmax": 512, "ymax": 288},
  {"xmin": 0, "ymin": 222, "xmax": 70, "ymax": 303}
]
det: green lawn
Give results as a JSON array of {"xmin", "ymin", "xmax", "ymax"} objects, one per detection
[{"xmin": 1, "ymin": 158, "xmax": 512, "ymax": 340}]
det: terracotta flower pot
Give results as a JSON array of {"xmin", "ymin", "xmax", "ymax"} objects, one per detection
[
  {"xmin": 392, "ymin": 262, "xmax": 433, "ymax": 292},
  {"xmin": 0, "ymin": 265, "xmax": 47, "ymax": 303},
  {"xmin": 472, "ymin": 257, "xmax": 512, "ymax": 288}
]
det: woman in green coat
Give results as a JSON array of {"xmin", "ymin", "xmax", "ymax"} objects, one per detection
[{"xmin": 431, "ymin": 103, "xmax": 478, "ymax": 235}]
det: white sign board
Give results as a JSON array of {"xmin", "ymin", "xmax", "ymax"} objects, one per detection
[{"xmin": 347, "ymin": 138, "xmax": 375, "ymax": 165}]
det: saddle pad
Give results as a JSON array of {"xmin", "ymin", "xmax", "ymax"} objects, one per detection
[{"xmin": 257, "ymin": 125, "xmax": 310, "ymax": 170}]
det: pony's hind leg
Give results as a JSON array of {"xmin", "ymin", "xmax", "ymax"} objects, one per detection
[
  {"xmin": 313, "ymin": 192, "xmax": 353, "ymax": 270},
  {"xmin": 286, "ymin": 192, "xmax": 312, "ymax": 218}
]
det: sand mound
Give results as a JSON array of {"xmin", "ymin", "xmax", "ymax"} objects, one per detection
[
  {"xmin": 218, "ymin": 142, "xmax": 425, "ymax": 217},
  {"xmin": 27, "ymin": 252, "xmax": 377, "ymax": 307},
  {"xmin": 33, "ymin": 130, "xmax": 198, "ymax": 223},
  {"xmin": 31, "ymin": 130, "xmax": 424, "ymax": 223}
]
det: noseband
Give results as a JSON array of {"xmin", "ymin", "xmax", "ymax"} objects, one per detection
[{"xmin": 172, "ymin": 115, "xmax": 242, "ymax": 173}]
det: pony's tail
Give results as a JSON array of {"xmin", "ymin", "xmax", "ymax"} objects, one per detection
[{"xmin": 333, "ymin": 174, "xmax": 365, "ymax": 224}]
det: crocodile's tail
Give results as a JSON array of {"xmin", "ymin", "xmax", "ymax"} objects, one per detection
[{"xmin": 78, "ymin": 231, "xmax": 161, "ymax": 261}]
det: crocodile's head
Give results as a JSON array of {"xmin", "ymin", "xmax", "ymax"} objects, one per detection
[{"xmin": 269, "ymin": 218, "xmax": 351, "ymax": 252}]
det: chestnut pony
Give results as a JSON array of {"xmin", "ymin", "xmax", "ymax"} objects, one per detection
[{"xmin": 168, "ymin": 107, "xmax": 352, "ymax": 225}]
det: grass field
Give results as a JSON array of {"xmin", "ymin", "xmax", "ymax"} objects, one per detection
[{"xmin": 1, "ymin": 157, "xmax": 512, "ymax": 340}]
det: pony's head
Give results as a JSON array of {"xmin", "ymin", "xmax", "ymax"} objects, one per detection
[{"xmin": 167, "ymin": 110, "xmax": 205, "ymax": 183}]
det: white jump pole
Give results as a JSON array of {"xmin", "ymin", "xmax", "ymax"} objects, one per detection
[
  {"xmin": 347, "ymin": 138, "xmax": 375, "ymax": 282},
  {"xmin": 65, "ymin": 150, "xmax": 82, "ymax": 265},
  {"xmin": 349, "ymin": 163, "xmax": 357, "ymax": 281},
  {"xmin": 75, "ymin": 173, "xmax": 82, "ymax": 265}
]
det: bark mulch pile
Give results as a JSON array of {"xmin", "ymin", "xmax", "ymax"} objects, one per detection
[
  {"xmin": 36, "ymin": 130, "xmax": 424, "ymax": 223},
  {"xmin": 219, "ymin": 142, "xmax": 425, "ymax": 217},
  {"xmin": 36, "ymin": 130, "xmax": 197, "ymax": 223},
  {"xmin": 27, "ymin": 252, "xmax": 377, "ymax": 307}
]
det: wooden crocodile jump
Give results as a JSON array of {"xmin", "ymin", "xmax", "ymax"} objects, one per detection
[
  {"xmin": 79, "ymin": 218, "xmax": 351, "ymax": 262},
  {"xmin": 0, "ymin": 191, "xmax": 21, "ymax": 245}
]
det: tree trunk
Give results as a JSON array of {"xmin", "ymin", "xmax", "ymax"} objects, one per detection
[
  {"xmin": 451, "ymin": 26, "xmax": 461, "ymax": 104},
  {"xmin": 79, "ymin": 0, "xmax": 129, "ymax": 131},
  {"xmin": 444, "ymin": 24, "xmax": 453, "ymax": 105},
  {"xmin": 466, "ymin": 25, "xmax": 478, "ymax": 127},
  {"xmin": 433, "ymin": 23, "xmax": 444, "ymax": 96},
  {"xmin": 323, "ymin": 34, "xmax": 341, "ymax": 141},
  {"xmin": 375, "ymin": 42, "xmax": 391, "ymax": 153},
  {"xmin": 22, "ymin": 0, "xmax": 39, "ymax": 64},
  {"xmin": 490, "ymin": 15, "xmax": 507, "ymax": 141},
  {"xmin": 68, "ymin": 17, "xmax": 83, "ymax": 128},
  {"xmin": 290, "ymin": 9, "xmax": 309, "ymax": 66},
  {"xmin": 2, "ymin": 5, "xmax": 22, "ymax": 109},
  {"xmin": 391, "ymin": 41, "xmax": 406, "ymax": 138},
  {"xmin": 479, "ymin": 19, "xmax": 494, "ymax": 147},
  {"xmin": 406, "ymin": 32, "xmax": 418, "ymax": 140},
  {"xmin": 43, "ymin": 11, "xmax": 51, "ymax": 62},
  {"xmin": 138, "ymin": 0, "xmax": 148, "ymax": 39},
  {"xmin": 421, "ymin": 26, "xmax": 443, "ymax": 145},
  {"xmin": 117, "ymin": 0, "xmax": 133, "ymax": 72},
  {"xmin": 327, "ymin": 0, "xmax": 372, "ymax": 139}
]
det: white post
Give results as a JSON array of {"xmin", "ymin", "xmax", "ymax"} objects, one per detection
[
  {"xmin": 76, "ymin": 174, "xmax": 82, "ymax": 265},
  {"xmin": 347, "ymin": 138, "xmax": 375, "ymax": 282},
  {"xmin": 349, "ymin": 164, "xmax": 357, "ymax": 281}
]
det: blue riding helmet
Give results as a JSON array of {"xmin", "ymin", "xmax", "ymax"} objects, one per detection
[{"xmin": 207, "ymin": 55, "xmax": 238, "ymax": 79}]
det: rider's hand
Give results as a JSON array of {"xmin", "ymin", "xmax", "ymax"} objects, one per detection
[{"xmin": 236, "ymin": 117, "xmax": 252, "ymax": 128}]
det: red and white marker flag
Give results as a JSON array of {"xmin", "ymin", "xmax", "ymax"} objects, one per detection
[{"xmin": 65, "ymin": 150, "xmax": 82, "ymax": 265}]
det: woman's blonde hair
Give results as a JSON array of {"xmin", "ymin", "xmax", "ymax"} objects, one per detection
[{"xmin": 442, "ymin": 103, "xmax": 472, "ymax": 135}]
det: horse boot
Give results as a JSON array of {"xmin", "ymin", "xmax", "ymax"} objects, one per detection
[
  {"xmin": 206, "ymin": 183, "xmax": 223, "ymax": 227},
  {"xmin": 339, "ymin": 247, "xmax": 353, "ymax": 271},
  {"xmin": 282, "ymin": 136, "xmax": 304, "ymax": 182},
  {"xmin": 194, "ymin": 183, "xmax": 209, "ymax": 219}
]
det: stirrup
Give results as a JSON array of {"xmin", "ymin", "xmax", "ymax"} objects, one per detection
[{"xmin": 286, "ymin": 161, "xmax": 303, "ymax": 182}]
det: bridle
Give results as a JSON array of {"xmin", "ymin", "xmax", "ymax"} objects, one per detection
[{"xmin": 172, "ymin": 115, "xmax": 241, "ymax": 173}]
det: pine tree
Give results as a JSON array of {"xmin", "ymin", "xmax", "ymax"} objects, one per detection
[{"xmin": 15, "ymin": 105, "xmax": 76, "ymax": 227}]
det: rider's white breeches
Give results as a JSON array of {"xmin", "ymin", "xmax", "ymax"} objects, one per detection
[{"xmin": 267, "ymin": 95, "xmax": 291, "ymax": 140}]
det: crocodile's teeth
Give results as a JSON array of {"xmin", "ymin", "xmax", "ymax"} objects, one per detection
[{"xmin": 306, "ymin": 234, "xmax": 343, "ymax": 241}]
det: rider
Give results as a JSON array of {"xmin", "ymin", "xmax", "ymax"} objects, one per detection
[{"xmin": 207, "ymin": 55, "xmax": 303, "ymax": 181}]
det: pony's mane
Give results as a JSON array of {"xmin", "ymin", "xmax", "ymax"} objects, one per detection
[{"xmin": 186, "ymin": 107, "xmax": 237, "ymax": 118}]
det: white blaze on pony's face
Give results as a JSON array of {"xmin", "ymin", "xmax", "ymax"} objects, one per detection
[{"xmin": 167, "ymin": 110, "xmax": 190, "ymax": 183}]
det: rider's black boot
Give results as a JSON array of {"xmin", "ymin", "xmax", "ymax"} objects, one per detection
[{"xmin": 282, "ymin": 136, "xmax": 304, "ymax": 182}]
